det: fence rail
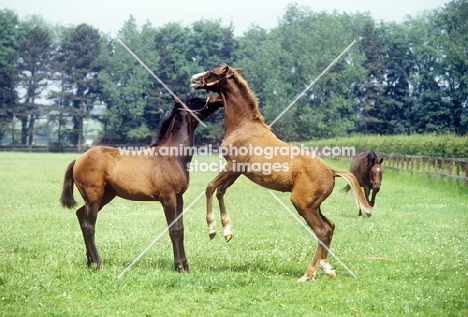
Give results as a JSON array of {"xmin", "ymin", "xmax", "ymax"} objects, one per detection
[
  {"xmin": 2, "ymin": 145, "xmax": 468, "ymax": 185},
  {"xmin": 377, "ymin": 153, "xmax": 468, "ymax": 184}
]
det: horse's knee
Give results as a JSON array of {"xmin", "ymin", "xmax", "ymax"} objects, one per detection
[
  {"xmin": 215, "ymin": 187, "xmax": 225, "ymax": 199},
  {"xmin": 82, "ymin": 224, "xmax": 95, "ymax": 238},
  {"xmin": 205, "ymin": 184, "xmax": 216, "ymax": 196},
  {"xmin": 314, "ymin": 226, "xmax": 333, "ymax": 245},
  {"xmin": 76, "ymin": 207, "xmax": 85, "ymax": 221},
  {"xmin": 169, "ymin": 227, "xmax": 184, "ymax": 239}
]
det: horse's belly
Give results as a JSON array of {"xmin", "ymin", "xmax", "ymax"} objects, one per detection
[
  {"xmin": 114, "ymin": 186, "xmax": 159, "ymax": 201},
  {"xmin": 244, "ymin": 172, "xmax": 293, "ymax": 192},
  {"xmin": 109, "ymin": 169, "xmax": 187, "ymax": 201}
]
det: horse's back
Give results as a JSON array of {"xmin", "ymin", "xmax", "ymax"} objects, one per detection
[
  {"xmin": 74, "ymin": 146, "xmax": 115, "ymax": 176},
  {"xmin": 73, "ymin": 146, "xmax": 188, "ymax": 201}
]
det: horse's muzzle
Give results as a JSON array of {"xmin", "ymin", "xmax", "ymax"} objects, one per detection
[{"xmin": 190, "ymin": 72, "xmax": 206, "ymax": 89}]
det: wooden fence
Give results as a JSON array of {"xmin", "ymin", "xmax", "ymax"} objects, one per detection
[{"xmin": 377, "ymin": 153, "xmax": 468, "ymax": 185}]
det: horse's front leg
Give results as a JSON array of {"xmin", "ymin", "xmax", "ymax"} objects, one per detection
[
  {"xmin": 205, "ymin": 165, "xmax": 240, "ymax": 241},
  {"xmin": 360, "ymin": 186, "xmax": 372, "ymax": 216},
  {"xmin": 369, "ymin": 187, "xmax": 379, "ymax": 207},
  {"xmin": 216, "ymin": 172, "xmax": 240, "ymax": 242},
  {"xmin": 161, "ymin": 194, "xmax": 188, "ymax": 272}
]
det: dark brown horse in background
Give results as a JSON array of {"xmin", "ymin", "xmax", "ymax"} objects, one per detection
[
  {"xmin": 60, "ymin": 96, "xmax": 223, "ymax": 272},
  {"xmin": 343, "ymin": 149, "xmax": 383, "ymax": 216},
  {"xmin": 191, "ymin": 65, "xmax": 372, "ymax": 282}
]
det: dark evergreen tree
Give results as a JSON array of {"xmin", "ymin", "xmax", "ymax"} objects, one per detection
[
  {"xmin": 16, "ymin": 22, "xmax": 54, "ymax": 148},
  {"xmin": 356, "ymin": 20, "xmax": 385, "ymax": 133},
  {"xmin": 60, "ymin": 23, "xmax": 102, "ymax": 150},
  {"xmin": 378, "ymin": 22, "xmax": 414, "ymax": 134},
  {"xmin": 99, "ymin": 17, "xmax": 157, "ymax": 144},
  {"xmin": 0, "ymin": 9, "xmax": 20, "ymax": 144},
  {"xmin": 435, "ymin": 0, "xmax": 468, "ymax": 134}
]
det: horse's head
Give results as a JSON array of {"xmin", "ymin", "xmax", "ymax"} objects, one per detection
[
  {"xmin": 175, "ymin": 95, "xmax": 224, "ymax": 120},
  {"xmin": 191, "ymin": 64, "xmax": 244, "ymax": 92},
  {"xmin": 154, "ymin": 96, "xmax": 223, "ymax": 146},
  {"xmin": 369, "ymin": 157, "xmax": 383, "ymax": 190}
]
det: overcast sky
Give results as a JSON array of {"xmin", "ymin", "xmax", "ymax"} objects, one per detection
[{"xmin": 3, "ymin": 0, "xmax": 448, "ymax": 36}]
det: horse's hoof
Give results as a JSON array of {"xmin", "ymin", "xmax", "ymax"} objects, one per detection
[
  {"xmin": 209, "ymin": 232, "xmax": 217, "ymax": 240},
  {"xmin": 297, "ymin": 274, "xmax": 313, "ymax": 282},
  {"xmin": 225, "ymin": 234, "xmax": 233, "ymax": 242},
  {"xmin": 93, "ymin": 263, "xmax": 104, "ymax": 271},
  {"xmin": 327, "ymin": 270, "xmax": 336, "ymax": 277},
  {"xmin": 365, "ymin": 212, "xmax": 372, "ymax": 217},
  {"xmin": 176, "ymin": 265, "xmax": 188, "ymax": 273}
]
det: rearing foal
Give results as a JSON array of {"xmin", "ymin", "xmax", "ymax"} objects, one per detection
[
  {"xmin": 191, "ymin": 65, "xmax": 372, "ymax": 281},
  {"xmin": 60, "ymin": 96, "xmax": 223, "ymax": 272}
]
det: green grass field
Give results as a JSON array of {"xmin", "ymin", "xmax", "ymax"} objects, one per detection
[{"xmin": 0, "ymin": 152, "xmax": 467, "ymax": 316}]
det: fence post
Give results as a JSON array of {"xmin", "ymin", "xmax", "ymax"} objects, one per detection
[{"xmin": 466, "ymin": 162, "xmax": 468, "ymax": 186}]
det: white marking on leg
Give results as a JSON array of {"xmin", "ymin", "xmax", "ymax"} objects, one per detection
[
  {"xmin": 269, "ymin": 191, "xmax": 357, "ymax": 279},
  {"xmin": 207, "ymin": 215, "xmax": 216, "ymax": 236},
  {"xmin": 221, "ymin": 213, "xmax": 233, "ymax": 238},
  {"xmin": 319, "ymin": 259, "xmax": 336, "ymax": 277}
]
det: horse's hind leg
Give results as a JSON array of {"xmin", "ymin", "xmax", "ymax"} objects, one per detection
[
  {"xmin": 76, "ymin": 187, "xmax": 115, "ymax": 268},
  {"xmin": 318, "ymin": 211, "xmax": 336, "ymax": 277},
  {"xmin": 76, "ymin": 201, "xmax": 102, "ymax": 268},
  {"xmin": 291, "ymin": 188, "xmax": 334, "ymax": 282},
  {"xmin": 76, "ymin": 206, "xmax": 93, "ymax": 266}
]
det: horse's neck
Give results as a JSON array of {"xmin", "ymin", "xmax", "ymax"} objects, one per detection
[
  {"xmin": 221, "ymin": 82, "xmax": 263, "ymax": 135},
  {"xmin": 157, "ymin": 119, "xmax": 196, "ymax": 164}
]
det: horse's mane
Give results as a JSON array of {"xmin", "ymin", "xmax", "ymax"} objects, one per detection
[
  {"xmin": 232, "ymin": 69, "xmax": 269, "ymax": 129},
  {"xmin": 150, "ymin": 107, "xmax": 179, "ymax": 147}
]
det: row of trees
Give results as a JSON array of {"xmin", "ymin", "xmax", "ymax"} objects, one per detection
[{"xmin": 0, "ymin": 0, "xmax": 467, "ymax": 149}]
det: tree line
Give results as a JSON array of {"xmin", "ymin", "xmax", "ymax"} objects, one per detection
[{"xmin": 0, "ymin": 0, "xmax": 467, "ymax": 150}]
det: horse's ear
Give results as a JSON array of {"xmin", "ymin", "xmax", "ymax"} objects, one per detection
[
  {"xmin": 235, "ymin": 68, "xmax": 245, "ymax": 74},
  {"xmin": 379, "ymin": 157, "xmax": 384, "ymax": 164},
  {"xmin": 173, "ymin": 96, "xmax": 183, "ymax": 108},
  {"xmin": 222, "ymin": 65, "xmax": 231, "ymax": 73}
]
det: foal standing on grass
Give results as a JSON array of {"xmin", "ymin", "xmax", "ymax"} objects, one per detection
[
  {"xmin": 343, "ymin": 149, "xmax": 383, "ymax": 216},
  {"xmin": 60, "ymin": 96, "xmax": 223, "ymax": 272},
  {"xmin": 191, "ymin": 65, "xmax": 372, "ymax": 282}
]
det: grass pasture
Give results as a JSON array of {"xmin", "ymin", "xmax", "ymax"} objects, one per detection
[{"xmin": 0, "ymin": 152, "xmax": 467, "ymax": 316}]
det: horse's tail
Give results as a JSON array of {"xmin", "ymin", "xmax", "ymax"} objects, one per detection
[
  {"xmin": 60, "ymin": 160, "xmax": 77, "ymax": 209},
  {"xmin": 333, "ymin": 170, "xmax": 372, "ymax": 216}
]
